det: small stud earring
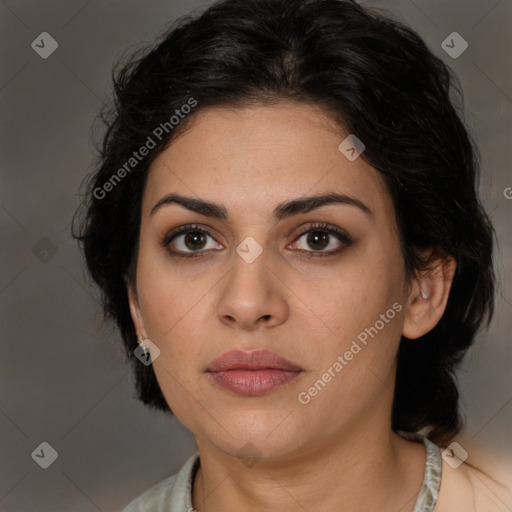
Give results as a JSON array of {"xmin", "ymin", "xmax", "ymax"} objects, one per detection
[{"xmin": 420, "ymin": 284, "xmax": 429, "ymax": 300}]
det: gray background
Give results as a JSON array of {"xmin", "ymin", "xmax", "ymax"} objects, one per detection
[{"xmin": 0, "ymin": 1, "xmax": 510, "ymax": 511}]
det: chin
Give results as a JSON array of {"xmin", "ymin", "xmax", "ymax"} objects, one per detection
[
  {"xmin": 203, "ymin": 414, "xmax": 304, "ymax": 456},
  {"xmin": 220, "ymin": 437, "xmax": 303, "ymax": 463}
]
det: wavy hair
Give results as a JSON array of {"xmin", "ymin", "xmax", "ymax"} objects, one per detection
[{"xmin": 73, "ymin": 0, "xmax": 496, "ymax": 448}]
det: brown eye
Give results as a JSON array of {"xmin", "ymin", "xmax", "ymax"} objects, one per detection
[
  {"xmin": 183, "ymin": 231, "xmax": 208, "ymax": 251},
  {"xmin": 289, "ymin": 222, "xmax": 353, "ymax": 257},
  {"xmin": 163, "ymin": 224, "xmax": 223, "ymax": 256},
  {"xmin": 305, "ymin": 231, "xmax": 330, "ymax": 251}
]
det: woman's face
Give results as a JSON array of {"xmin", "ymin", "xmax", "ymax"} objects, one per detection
[{"xmin": 128, "ymin": 102, "xmax": 414, "ymax": 460}]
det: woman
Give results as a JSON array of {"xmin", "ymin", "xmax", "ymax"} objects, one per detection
[{"xmin": 73, "ymin": 0, "xmax": 511, "ymax": 510}]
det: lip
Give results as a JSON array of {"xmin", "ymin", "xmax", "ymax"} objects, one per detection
[{"xmin": 206, "ymin": 349, "xmax": 303, "ymax": 396}]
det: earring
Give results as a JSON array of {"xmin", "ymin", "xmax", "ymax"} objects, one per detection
[{"xmin": 420, "ymin": 284, "xmax": 429, "ymax": 300}]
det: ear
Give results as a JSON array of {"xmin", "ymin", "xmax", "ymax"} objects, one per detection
[
  {"xmin": 126, "ymin": 280, "xmax": 147, "ymax": 339},
  {"xmin": 402, "ymin": 249, "xmax": 457, "ymax": 340}
]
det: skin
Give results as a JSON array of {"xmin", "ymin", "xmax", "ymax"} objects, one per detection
[{"xmin": 127, "ymin": 101, "xmax": 456, "ymax": 512}]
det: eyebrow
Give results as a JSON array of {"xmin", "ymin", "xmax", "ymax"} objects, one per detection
[{"xmin": 150, "ymin": 192, "xmax": 373, "ymax": 221}]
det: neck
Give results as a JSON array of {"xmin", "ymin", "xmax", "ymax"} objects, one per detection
[{"xmin": 191, "ymin": 424, "xmax": 426, "ymax": 512}]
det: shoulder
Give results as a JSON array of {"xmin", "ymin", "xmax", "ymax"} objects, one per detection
[
  {"xmin": 121, "ymin": 473, "xmax": 179, "ymax": 512},
  {"xmin": 435, "ymin": 453, "xmax": 512, "ymax": 511},
  {"xmin": 121, "ymin": 453, "xmax": 200, "ymax": 512}
]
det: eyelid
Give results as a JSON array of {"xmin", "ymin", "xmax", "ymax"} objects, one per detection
[
  {"xmin": 161, "ymin": 223, "xmax": 219, "ymax": 250},
  {"xmin": 293, "ymin": 222, "xmax": 351, "ymax": 241}
]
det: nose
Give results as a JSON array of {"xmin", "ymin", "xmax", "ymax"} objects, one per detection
[{"xmin": 216, "ymin": 249, "xmax": 289, "ymax": 331}]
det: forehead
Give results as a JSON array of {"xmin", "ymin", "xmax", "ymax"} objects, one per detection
[{"xmin": 143, "ymin": 102, "xmax": 392, "ymax": 221}]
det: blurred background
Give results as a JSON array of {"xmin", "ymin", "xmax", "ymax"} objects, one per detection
[{"xmin": 0, "ymin": 0, "xmax": 510, "ymax": 510}]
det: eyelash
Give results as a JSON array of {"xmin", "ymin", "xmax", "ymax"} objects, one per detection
[{"xmin": 162, "ymin": 222, "xmax": 353, "ymax": 259}]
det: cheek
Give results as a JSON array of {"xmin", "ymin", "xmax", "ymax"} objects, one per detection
[
  {"xmin": 138, "ymin": 283, "xmax": 181, "ymax": 336},
  {"xmin": 297, "ymin": 251, "xmax": 404, "ymax": 380},
  {"xmin": 293, "ymin": 254, "xmax": 398, "ymax": 338},
  {"xmin": 139, "ymin": 292, "xmax": 208, "ymax": 375},
  {"xmin": 138, "ymin": 275, "xmax": 209, "ymax": 421},
  {"xmin": 136, "ymin": 243, "xmax": 196, "ymax": 334}
]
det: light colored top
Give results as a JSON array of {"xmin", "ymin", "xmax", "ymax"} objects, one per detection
[{"xmin": 121, "ymin": 432, "xmax": 443, "ymax": 512}]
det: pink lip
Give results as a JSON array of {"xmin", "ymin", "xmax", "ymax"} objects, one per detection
[{"xmin": 206, "ymin": 349, "xmax": 303, "ymax": 396}]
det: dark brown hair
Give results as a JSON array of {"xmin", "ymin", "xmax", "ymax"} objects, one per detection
[{"xmin": 73, "ymin": 0, "xmax": 496, "ymax": 448}]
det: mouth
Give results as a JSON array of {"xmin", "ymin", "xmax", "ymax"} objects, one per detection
[{"xmin": 206, "ymin": 349, "xmax": 303, "ymax": 396}]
